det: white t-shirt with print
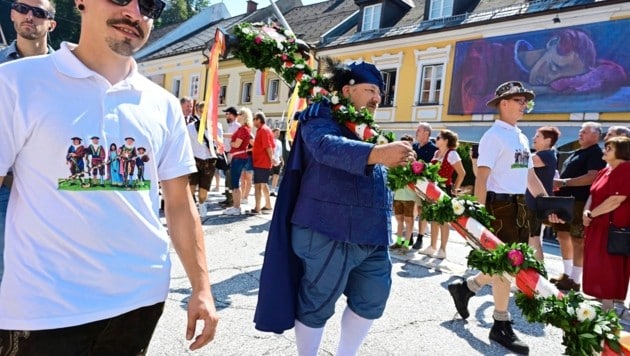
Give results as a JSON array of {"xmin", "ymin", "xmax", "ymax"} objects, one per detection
[
  {"xmin": 0, "ymin": 42, "xmax": 196, "ymax": 330},
  {"xmin": 477, "ymin": 120, "xmax": 532, "ymax": 194}
]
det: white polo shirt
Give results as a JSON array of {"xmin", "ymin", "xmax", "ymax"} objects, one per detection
[
  {"xmin": 0, "ymin": 42, "xmax": 196, "ymax": 330},
  {"xmin": 477, "ymin": 119, "xmax": 532, "ymax": 194}
]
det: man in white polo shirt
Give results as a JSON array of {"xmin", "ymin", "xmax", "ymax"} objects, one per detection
[
  {"xmin": 0, "ymin": 0, "xmax": 218, "ymax": 352},
  {"xmin": 448, "ymin": 81, "xmax": 550, "ymax": 354}
]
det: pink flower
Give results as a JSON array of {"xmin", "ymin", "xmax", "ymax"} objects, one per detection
[
  {"xmin": 255, "ymin": 36, "xmax": 263, "ymax": 44},
  {"xmin": 411, "ymin": 161, "xmax": 425, "ymax": 175},
  {"xmin": 507, "ymin": 250, "xmax": 524, "ymax": 267},
  {"xmin": 311, "ymin": 79, "xmax": 317, "ymax": 84},
  {"xmin": 281, "ymin": 54, "xmax": 288, "ymax": 61}
]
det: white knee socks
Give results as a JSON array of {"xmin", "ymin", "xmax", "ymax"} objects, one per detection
[
  {"xmin": 336, "ymin": 307, "xmax": 374, "ymax": 356},
  {"xmin": 294, "ymin": 319, "xmax": 324, "ymax": 356}
]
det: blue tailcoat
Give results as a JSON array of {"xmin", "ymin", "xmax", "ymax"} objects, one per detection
[{"xmin": 253, "ymin": 101, "xmax": 392, "ymax": 333}]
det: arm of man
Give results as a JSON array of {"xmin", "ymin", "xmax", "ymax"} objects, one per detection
[
  {"xmin": 161, "ymin": 175, "xmax": 219, "ymax": 350},
  {"xmin": 474, "ymin": 166, "xmax": 490, "ymax": 205},
  {"xmin": 553, "ymin": 169, "xmax": 600, "ymax": 189}
]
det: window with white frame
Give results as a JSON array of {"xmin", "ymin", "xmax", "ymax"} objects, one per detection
[
  {"xmin": 381, "ymin": 69, "xmax": 397, "ymax": 107},
  {"xmin": 171, "ymin": 78, "xmax": 181, "ymax": 98},
  {"xmin": 189, "ymin": 74, "xmax": 200, "ymax": 98},
  {"xmin": 418, "ymin": 64, "xmax": 443, "ymax": 105},
  {"xmin": 362, "ymin": 4, "xmax": 381, "ymax": 32},
  {"xmin": 267, "ymin": 79, "xmax": 280, "ymax": 102},
  {"xmin": 429, "ymin": 0, "xmax": 453, "ymax": 20},
  {"xmin": 241, "ymin": 82, "xmax": 252, "ymax": 103},
  {"xmin": 219, "ymin": 85, "xmax": 227, "ymax": 105}
]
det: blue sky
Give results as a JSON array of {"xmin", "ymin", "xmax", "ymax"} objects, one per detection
[{"xmin": 221, "ymin": 0, "xmax": 326, "ymax": 17}]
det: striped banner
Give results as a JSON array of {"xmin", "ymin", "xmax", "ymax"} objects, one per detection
[{"xmin": 199, "ymin": 29, "xmax": 226, "ymax": 149}]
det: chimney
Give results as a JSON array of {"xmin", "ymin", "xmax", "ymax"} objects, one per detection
[{"xmin": 247, "ymin": 0, "xmax": 258, "ymax": 14}]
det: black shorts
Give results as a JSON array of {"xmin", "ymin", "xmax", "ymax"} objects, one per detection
[
  {"xmin": 253, "ymin": 167, "xmax": 271, "ymax": 184},
  {"xmin": 189, "ymin": 158, "xmax": 216, "ymax": 190},
  {"xmin": 271, "ymin": 164, "xmax": 282, "ymax": 175}
]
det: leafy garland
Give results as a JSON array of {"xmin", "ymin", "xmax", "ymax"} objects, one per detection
[
  {"xmin": 232, "ymin": 22, "xmax": 393, "ymax": 144},
  {"xmin": 229, "ymin": 22, "xmax": 623, "ymax": 355},
  {"xmin": 421, "ymin": 194, "xmax": 495, "ymax": 231},
  {"xmin": 467, "ymin": 242, "xmax": 546, "ymax": 278},
  {"xmin": 516, "ymin": 291, "xmax": 621, "ymax": 355}
]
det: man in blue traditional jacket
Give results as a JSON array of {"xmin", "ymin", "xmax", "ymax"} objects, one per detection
[{"xmin": 254, "ymin": 60, "xmax": 416, "ymax": 355}]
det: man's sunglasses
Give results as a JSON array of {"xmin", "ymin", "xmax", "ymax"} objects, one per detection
[
  {"xmin": 110, "ymin": 0, "xmax": 166, "ymax": 19},
  {"xmin": 11, "ymin": 2, "xmax": 54, "ymax": 19}
]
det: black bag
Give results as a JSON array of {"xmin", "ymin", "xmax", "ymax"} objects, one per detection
[
  {"xmin": 535, "ymin": 196, "xmax": 575, "ymax": 222},
  {"xmin": 607, "ymin": 211, "xmax": 630, "ymax": 256},
  {"xmin": 215, "ymin": 152, "xmax": 230, "ymax": 171}
]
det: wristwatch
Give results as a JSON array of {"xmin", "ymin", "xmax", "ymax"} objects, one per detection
[
  {"xmin": 561, "ymin": 179, "xmax": 568, "ymax": 187},
  {"xmin": 585, "ymin": 211, "xmax": 593, "ymax": 219}
]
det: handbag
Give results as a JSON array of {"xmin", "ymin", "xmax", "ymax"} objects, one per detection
[
  {"xmin": 607, "ymin": 211, "xmax": 630, "ymax": 256},
  {"xmin": 535, "ymin": 196, "xmax": 575, "ymax": 222}
]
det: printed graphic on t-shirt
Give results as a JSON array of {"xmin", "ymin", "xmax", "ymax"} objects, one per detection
[
  {"xmin": 511, "ymin": 149, "xmax": 530, "ymax": 169},
  {"xmin": 58, "ymin": 136, "xmax": 151, "ymax": 191}
]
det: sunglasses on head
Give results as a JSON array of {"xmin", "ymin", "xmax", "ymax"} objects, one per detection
[
  {"xmin": 109, "ymin": 0, "xmax": 166, "ymax": 19},
  {"xmin": 11, "ymin": 2, "xmax": 54, "ymax": 19}
]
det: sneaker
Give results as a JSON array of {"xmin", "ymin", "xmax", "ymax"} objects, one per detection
[
  {"xmin": 211, "ymin": 187, "xmax": 219, "ymax": 192},
  {"xmin": 270, "ymin": 192, "xmax": 277, "ymax": 197},
  {"xmin": 555, "ymin": 276, "xmax": 580, "ymax": 292},
  {"xmin": 261, "ymin": 207, "xmax": 273, "ymax": 214},
  {"xmin": 241, "ymin": 199, "xmax": 249, "ymax": 205},
  {"xmin": 418, "ymin": 246, "xmax": 436, "ymax": 257},
  {"xmin": 224, "ymin": 207, "xmax": 241, "ymax": 216},
  {"xmin": 448, "ymin": 280, "xmax": 475, "ymax": 319},
  {"xmin": 489, "ymin": 319, "xmax": 529, "ymax": 355},
  {"xmin": 435, "ymin": 249, "xmax": 446, "ymax": 259},
  {"xmin": 246, "ymin": 209, "xmax": 260, "ymax": 215},
  {"xmin": 198, "ymin": 204, "xmax": 207, "ymax": 217},
  {"xmin": 412, "ymin": 235, "xmax": 423, "ymax": 250},
  {"xmin": 388, "ymin": 243, "xmax": 401, "ymax": 250}
]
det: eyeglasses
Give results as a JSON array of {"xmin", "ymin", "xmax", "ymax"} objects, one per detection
[
  {"xmin": 11, "ymin": 2, "xmax": 54, "ymax": 19},
  {"xmin": 109, "ymin": 0, "xmax": 165, "ymax": 19},
  {"xmin": 511, "ymin": 98, "xmax": 527, "ymax": 106}
]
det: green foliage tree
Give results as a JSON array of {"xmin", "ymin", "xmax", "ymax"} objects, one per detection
[{"xmin": 155, "ymin": 0, "xmax": 208, "ymax": 29}]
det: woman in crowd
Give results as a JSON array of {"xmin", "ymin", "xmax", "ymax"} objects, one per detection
[
  {"xmin": 418, "ymin": 129, "xmax": 466, "ymax": 259},
  {"xmin": 525, "ymin": 126, "xmax": 561, "ymax": 260},
  {"xmin": 582, "ymin": 136, "xmax": 630, "ymax": 311},
  {"xmin": 390, "ymin": 135, "xmax": 418, "ymax": 252},
  {"xmin": 224, "ymin": 108, "xmax": 254, "ymax": 216}
]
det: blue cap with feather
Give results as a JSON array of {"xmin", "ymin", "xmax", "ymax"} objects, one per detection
[{"xmin": 327, "ymin": 58, "xmax": 385, "ymax": 93}]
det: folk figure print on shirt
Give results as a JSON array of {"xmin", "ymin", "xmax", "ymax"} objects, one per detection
[{"xmin": 58, "ymin": 136, "xmax": 151, "ymax": 191}]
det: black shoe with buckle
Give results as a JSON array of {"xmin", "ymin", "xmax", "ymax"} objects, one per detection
[
  {"xmin": 448, "ymin": 280, "xmax": 475, "ymax": 319},
  {"xmin": 412, "ymin": 234, "xmax": 423, "ymax": 250},
  {"xmin": 489, "ymin": 319, "xmax": 529, "ymax": 355}
]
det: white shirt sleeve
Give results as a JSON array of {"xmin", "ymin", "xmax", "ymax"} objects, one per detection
[{"xmin": 447, "ymin": 150, "xmax": 461, "ymax": 165}]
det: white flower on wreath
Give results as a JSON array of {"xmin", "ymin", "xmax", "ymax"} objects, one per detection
[
  {"xmin": 376, "ymin": 135, "xmax": 388, "ymax": 145},
  {"xmin": 241, "ymin": 27, "xmax": 251, "ymax": 35},
  {"xmin": 295, "ymin": 64, "xmax": 305, "ymax": 69},
  {"xmin": 284, "ymin": 30, "xmax": 295, "ymax": 37},
  {"xmin": 452, "ymin": 199, "xmax": 465, "ymax": 215},
  {"xmin": 576, "ymin": 303, "xmax": 596, "ymax": 322},
  {"xmin": 312, "ymin": 86, "xmax": 322, "ymax": 95},
  {"xmin": 277, "ymin": 42, "xmax": 284, "ymax": 51},
  {"xmin": 331, "ymin": 96, "xmax": 340, "ymax": 105}
]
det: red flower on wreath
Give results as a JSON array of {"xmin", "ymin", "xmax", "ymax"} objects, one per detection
[
  {"xmin": 507, "ymin": 250, "xmax": 524, "ymax": 266},
  {"xmin": 411, "ymin": 161, "xmax": 426, "ymax": 175}
]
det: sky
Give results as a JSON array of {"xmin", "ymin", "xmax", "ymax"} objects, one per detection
[{"xmin": 220, "ymin": 0, "xmax": 326, "ymax": 17}]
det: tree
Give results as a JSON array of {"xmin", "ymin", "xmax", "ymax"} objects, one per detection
[{"xmin": 155, "ymin": 0, "xmax": 209, "ymax": 29}]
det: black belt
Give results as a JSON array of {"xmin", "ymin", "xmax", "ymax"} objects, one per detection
[{"xmin": 486, "ymin": 192, "xmax": 524, "ymax": 203}]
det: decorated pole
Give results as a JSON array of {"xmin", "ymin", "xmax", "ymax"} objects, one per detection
[{"xmin": 409, "ymin": 179, "xmax": 562, "ymax": 299}]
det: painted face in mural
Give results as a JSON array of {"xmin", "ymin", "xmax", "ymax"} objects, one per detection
[{"xmin": 528, "ymin": 36, "xmax": 589, "ymax": 85}]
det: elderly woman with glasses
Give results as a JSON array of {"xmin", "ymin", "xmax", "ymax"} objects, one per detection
[{"xmin": 582, "ymin": 136, "xmax": 630, "ymax": 312}]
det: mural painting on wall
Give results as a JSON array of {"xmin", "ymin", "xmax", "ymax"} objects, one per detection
[{"xmin": 449, "ymin": 18, "xmax": 630, "ymax": 115}]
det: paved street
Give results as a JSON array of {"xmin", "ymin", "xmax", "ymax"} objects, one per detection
[{"xmin": 147, "ymin": 189, "xmax": 569, "ymax": 355}]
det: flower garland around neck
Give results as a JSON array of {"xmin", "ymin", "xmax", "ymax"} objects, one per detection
[{"xmin": 232, "ymin": 22, "xmax": 394, "ymax": 144}]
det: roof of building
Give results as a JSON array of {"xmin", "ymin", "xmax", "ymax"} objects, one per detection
[{"xmin": 320, "ymin": 0, "xmax": 600, "ymax": 48}]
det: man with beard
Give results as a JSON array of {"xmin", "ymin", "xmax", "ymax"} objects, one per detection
[
  {"xmin": 0, "ymin": 0, "xmax": 218, "ymax": 352},
  {"xmin": 0, "ymin": 0, "xmax": 56, "ymax": 288}
]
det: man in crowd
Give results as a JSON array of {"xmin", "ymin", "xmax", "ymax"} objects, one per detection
[
  {"xmin": 0, "ymin": 0, "xmax": 57, "ymax": 285},
  {"xmin": 255, "ymin": 60, "xmax": 417, "ymax": 355},
  {"xmin": 185, "ymin": 100, "xmax": 217, "ymax": 217},
  {"xmin": 0, "ymin": 0, "xmax": 218, "ymax": 351},
  {"xmin": 550, "ymin": 122, "xmax": 606, "ymax": 291},
  {"xmin": 411, "ymin": 122, "xmax": 437, "ymax": 250},
  {"xmin": 448, "ymin": 81, "xmax": 550, "ymax": 354},
  {"xmin": 249, "ymin": 111, "xmax": 275, "ymax": 214},
  {"xmin": 219, "ymin": 106, "xmax": 241, "ymax": 207},
  {"xmin": 604, "ymin": 125, "xmax": 630, "ymax": 140}
]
